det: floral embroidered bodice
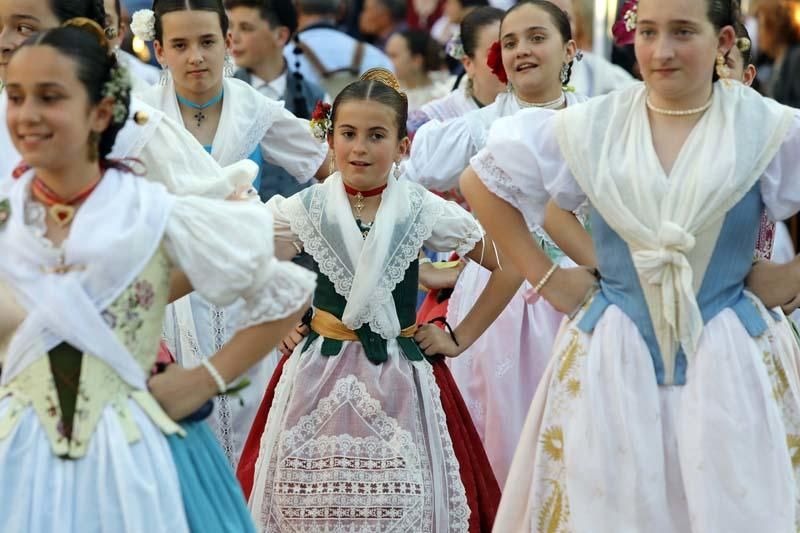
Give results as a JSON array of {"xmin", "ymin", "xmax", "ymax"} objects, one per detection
[{"xmin": 0, "ymin": 248, "xmax": 182, "ymax": 458}]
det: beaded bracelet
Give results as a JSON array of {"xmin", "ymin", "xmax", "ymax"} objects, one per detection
[
  {"xmin": 533, "ymin": 263, "xmax": 560, "ymax": 294},
  {"xmin": 201, "ymin": 358, "xmax": 227, "ymax": 394}
]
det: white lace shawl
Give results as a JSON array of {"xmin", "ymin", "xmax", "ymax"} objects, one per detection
[
  {"xmin": 282, "ymin": 173, "xmax": 482, "ymax": 339},
  {"xmin": 556, "ymin": 82, "xmax": 794, "ymax": 368},
  {"xmin": 140, "ymin": 77, "xmax": 326, "ymax": 179},
  {"xmin": 0, "ymin": 169, "xmax": 174, "ymax": 389}
]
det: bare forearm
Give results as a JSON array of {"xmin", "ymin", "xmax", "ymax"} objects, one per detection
[
  {"xmin": 543, "ymin": 200, "xmax": 597, "ymax": 268},
  {"xmin": 460, "ymin": 168, "xmax": 555, "ymax": 285}
]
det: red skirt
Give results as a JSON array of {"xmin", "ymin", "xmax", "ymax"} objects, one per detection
[{"xmin": 237, "ymin": 354, "xmax": 500, "ymax": 532}]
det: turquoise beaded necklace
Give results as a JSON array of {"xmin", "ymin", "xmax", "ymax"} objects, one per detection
[{"xmin": 176, "ymin": 88, "xmax": 223, "ymax": 127}]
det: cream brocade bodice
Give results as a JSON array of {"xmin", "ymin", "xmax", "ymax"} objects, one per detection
[{"xmin": 0, "ymin": 247, "xmax": 182, "ymax": 459}]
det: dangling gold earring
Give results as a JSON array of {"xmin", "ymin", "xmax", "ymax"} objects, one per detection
[
  {"xmin": 716, "ymin": 52, "xmax": 731, "ymax": 81},
  {"xmin": 88, "ymin": 131, "xmax": 101, "ymax": 162},
  {"xmin": 329, "ymin": 150, "xmax": 336, "ymax": 175}
]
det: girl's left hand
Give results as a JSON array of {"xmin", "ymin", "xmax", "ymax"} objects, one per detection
[
  {"xmin": 148, "ymin": 364, "xmax": 216, "ymax": 421},
  {"xmin": 415, "ymin": 324, "xmax": 462, "ymax": 358}
]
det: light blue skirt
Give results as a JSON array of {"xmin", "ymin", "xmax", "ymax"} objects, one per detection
[{"xmin": 167, "ymin": 420, "xmax": 256, "ymax": 533}]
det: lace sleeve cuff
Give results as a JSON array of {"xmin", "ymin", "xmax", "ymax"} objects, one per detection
[
  {"xmin": 236, "ymin": 259, "xmax": 317, "ymax": 331},
  {"xmin": 471, "ymin": 149, "xmax": 547, "ymax": 227}
]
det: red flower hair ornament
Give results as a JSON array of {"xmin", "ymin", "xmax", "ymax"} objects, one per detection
[
  {"xmin": 486, "ymin": 41, "xmax": 508, "ymax": 84},
  {"xmin": 612, "ymin": 0, "xmax": 639, "ymax": 46},
  {"xmin": 309, "ymin": 100, "xmax": 333, "ymax": 141}
]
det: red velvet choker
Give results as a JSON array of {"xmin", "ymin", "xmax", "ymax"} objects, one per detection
[{"xmin": 343, "ymin": 182, "xmax": 387, "ymax": 198}]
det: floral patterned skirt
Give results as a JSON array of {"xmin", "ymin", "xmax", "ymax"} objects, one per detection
[{"xmin": 494, "ymin": 301, "xmax": 800, "ymax": 533}]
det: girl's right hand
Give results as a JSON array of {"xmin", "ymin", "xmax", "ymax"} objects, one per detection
[
  {"xmin": 540, "ymin": 266, "xmax": 599, "ymax": 316},
  {"xmin": 280, "ymin": 323, "xmax": 310, "ymax": 357}
]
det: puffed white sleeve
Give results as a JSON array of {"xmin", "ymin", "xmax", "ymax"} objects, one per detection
[
  {"xmin": 422, "ymin": 191, "xmax": 484, "ymax": 256},
  {"xmin": 265, "ymin": 194, "xmax": 302, "ymax": 254},
  {"xmin": 163, "ymin": 196, "xmax": 317, "ymax": 329},
  {"xmin": 114, "ymin": 99, "xmax": 257, "ymax": 198},
  {"xmin": 405, "ymin": 113, "xmax": 482, "ymax": 192},
  {"xmin": 761, "ymin": 110, "xmax": 800, "ymax": 222},
  {"xmin": 260, "ymin": 99, "xmax": 327, "ymax": 184},
  {"xmin": 470, "ymin": 108, "xmax": 585, "ymax": 227}
]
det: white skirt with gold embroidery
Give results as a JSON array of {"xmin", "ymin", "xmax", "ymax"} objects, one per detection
[{"xmin": 495, "ymin": 301, "xmax": 800, "ymax": 533}]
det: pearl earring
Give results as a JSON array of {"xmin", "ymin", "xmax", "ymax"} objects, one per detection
[{"xmin": 393, "ymin": 161, "xmax": 402, "ymax": 179}]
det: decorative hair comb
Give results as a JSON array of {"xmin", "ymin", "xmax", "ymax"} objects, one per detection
[
  {"xmin": 360, "ymin": 68, "xmax": 403, "ymax": 94},
  {"xmin": 62, "ymin": 17, "xmax": 111, "ymax": 52}
]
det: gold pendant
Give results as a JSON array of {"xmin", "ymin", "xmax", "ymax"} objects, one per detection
[
  {"xmin": 354, "ymin": 192, "xmax": 365, "ymax": 218},
  {"xmin": 49, "ymin": 204, "xmax": 75, "ymax": 227}
]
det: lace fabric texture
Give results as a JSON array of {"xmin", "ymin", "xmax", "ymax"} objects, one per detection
[
  {"xmin": 284, "ymin": 176, "xmax": 478, "ymax": 340},
  {"xmin": 249, "ymin": 339, "xmax": 470, "ymax": 532}
]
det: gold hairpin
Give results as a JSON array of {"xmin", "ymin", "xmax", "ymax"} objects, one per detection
[{"xmin": 360, "ymin": 68, "xmax": 402, "ymax": 93}]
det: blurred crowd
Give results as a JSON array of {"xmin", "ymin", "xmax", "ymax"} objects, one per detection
[{"xmin": 115, "ymin": 0, "xmax": 799, "ymax": 109}]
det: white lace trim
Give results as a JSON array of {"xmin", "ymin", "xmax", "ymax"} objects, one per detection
[
  {"xmin": 23, "ymin": 191, "xmax": 59, "ymax": 251},
  {"xmin": 235, "ymin": 261, "xmax": 316, "ymax": 331},
  {"xmin": 285, "ymin": 185, "xmax": 447, "ymax": 339},
  {"xmin": 472, "ymin": 151, "xmax": 528, "ymax": 220},
  {"xmin": 419, "ymin": 362, "xmax": 471, "ymax": 531},
  {"xmin": 264, "ymin": 374, "xmax": 432, "ymax": 531},
  {"xmin": 228, "ymin": 102, "xmax": 275, "ymax": 164}
]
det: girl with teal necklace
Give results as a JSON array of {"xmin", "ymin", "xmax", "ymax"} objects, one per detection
[{"xmin": 133, "ymin": 0, "xmax": 330, "ymax": 470}]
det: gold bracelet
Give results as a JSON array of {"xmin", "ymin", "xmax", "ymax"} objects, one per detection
[{"xmin": 533, "ymin": 263, "xmax": 559, "ymax": 294}]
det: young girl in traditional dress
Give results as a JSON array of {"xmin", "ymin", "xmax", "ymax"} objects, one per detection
[
  {"xmin": 0, "ymin": 19, "xmax": 315, "ymax": 532},
  {"xmin": 412, "ymin": 0, "xmax": 589, "ymax": 487},
  {"xmin": 407, "ymin": 6, "xmax": 506, "ymax": 137},
  {"xmin": 237, "ymin": 68, "xmax": 523, "ymax": 532},
  {"xmin": 461, "ymin": 0, "xmax": 800, "ymax": 530},
  {"xmin": 132, "ymin": 0, "xmax": 329, "ymax": 467},
  {"xmin": 0, "ymin": 0, "xmax": 256, "ymax": 197}
]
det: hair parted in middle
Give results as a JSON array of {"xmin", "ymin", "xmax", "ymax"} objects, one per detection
[
  {"xmin": 331, "ymin": 68, "xmax": 409, "ymax": 139},
  {"xmin": 152, "ymin": 0, "xmax": 230, "ymax": 42}
]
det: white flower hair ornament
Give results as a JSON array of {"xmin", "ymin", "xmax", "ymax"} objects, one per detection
[
  {"xmin": 104, "ymin": 64, "xmax": 133, "ymax": 125},
  {"xmin": 131, "ymin": 9, "xmax": 156, "ymax": 42}
]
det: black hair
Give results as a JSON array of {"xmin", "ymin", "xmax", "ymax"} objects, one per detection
[
  {"xmin": 17, "ymin": 24, "xmax": 130, "ymax": 163},
  {"xmin": 223, "ymin": 0, "xmax": 295, "ymax": 30},
  {"xmin": 733, "ymin": 18, "xmax": 752, "ymax": 66},
  {"xmin": 703, "ymin": 0, "xmax": 744, "ymax": 81},
  {"xmin": 502, "ymin": 0, "xmax": 574, "ymax": 85},
  {"xmin": 332, "ymin": 79, "xmax": 409, "ymax": 139},
  {"xmin": 398, "ymin": 29, "xmax": 445, "ymax": 73},
  {"xmin": 705, "ymin": 0, "xmax": 742, "ymax": 31},
  {"xmin": 461, "ymin": 6, "xmax": 503, "ymax": 58},
  {"xmin": 152, "ymin": 0, "xmax": 229, "ymax": 42},
  {"xmin": 460, "ymin": 0, "xmax": 490, "ymax": 7},
  {"xmin": 49, "ymin": 0, "xmax": 107, "ymax": 27}
]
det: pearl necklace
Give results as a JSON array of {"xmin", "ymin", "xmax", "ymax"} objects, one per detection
[
  {"xmin": 514, "ymin": 91, "xmax": 566, "ymax": 110},
  {"xmin": 646, "ymin": 93, "xmax": 713, "ymax": 116}
]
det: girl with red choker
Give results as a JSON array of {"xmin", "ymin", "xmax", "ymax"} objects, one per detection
[{"xmin": 237, "ymin": 68, "xmax": 522, "ymax": 532}]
